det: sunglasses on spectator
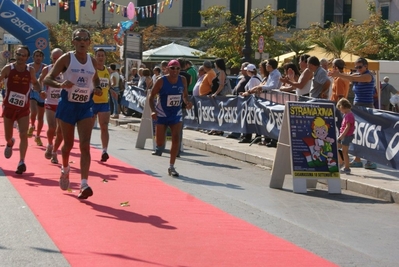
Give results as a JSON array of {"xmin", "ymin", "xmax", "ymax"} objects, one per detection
[
  {"xmin": 74, "ymin": 36, "xmax": 90, "ymax": 41},
  {"xmin": 355, "ymin": 65, "xmax": 364, "ymax": 69},
  {"xmin": 15, "ymin": 52, "xmax": 27, "ymax": 57},
  {"xmin": 169, "ymin": 66, "xmax": 181, "ymax": 70}
]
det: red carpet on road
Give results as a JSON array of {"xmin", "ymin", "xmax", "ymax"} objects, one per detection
[{"xmin": 0, "ymin": 121, "xmax": 337, "ymax": 267}]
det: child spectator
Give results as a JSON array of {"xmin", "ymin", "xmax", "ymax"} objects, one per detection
[{"xmin": 336, "ymin": 98, "xmax": 355, "ymax": 174}]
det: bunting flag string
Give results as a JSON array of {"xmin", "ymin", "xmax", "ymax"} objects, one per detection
[{"xmin": 16, "ymin": 0, "xmax": 177, "ymax": 19}]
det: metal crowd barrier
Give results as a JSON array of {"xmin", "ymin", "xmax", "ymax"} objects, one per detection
[{"xmin": 259, "ymin": 90, "xmax": 312, "ymax": 105}]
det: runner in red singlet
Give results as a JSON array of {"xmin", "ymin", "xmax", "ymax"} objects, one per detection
[{"xmin": 0, "ymin": 45, "xmax": 43, "ymax": 174}]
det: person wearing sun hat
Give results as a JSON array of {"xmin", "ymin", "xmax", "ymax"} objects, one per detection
[{"xmin": 148, "ymin": 59, "xmax": 193, "ymax": 177}]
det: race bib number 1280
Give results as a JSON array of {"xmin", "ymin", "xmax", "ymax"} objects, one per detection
[
  {"xmin": 8, "ymin": 91, "xmax": 26, "ymax": 107},
  {"xmin": 167, "ymin": 95, "xmax": 181, "ymax": 107}
]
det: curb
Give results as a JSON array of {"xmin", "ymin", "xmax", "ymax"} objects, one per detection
[{"xmin": 123, "ymin": 122, "xmax": 398, "ymax": 204}]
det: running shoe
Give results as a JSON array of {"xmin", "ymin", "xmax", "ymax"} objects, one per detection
[
  {"xmin": 101, "ymin": 152, "xmax": 109, "ymax": 162},
  {"xmin": 27, "ymin": 126, "xmax": 35, "ymax": 137},
  {"xmin": 152, "ymin": 151, "xmax": 162, "ymax": 156},
  {"xmin": 340, "ymin": 168, "xmax": 351, "ymax": 174},
  {"xmin": 364, "ymin": 162, "xmax": 377, "ymax": 169},
  {"xmin": 45, "ymin": 144, "xmax": 53, "ymax": 159},
  {"xmin": 168, "ymin": 166, "xmax": 179, "ymax": 177},
  {"xmin": 4, "ymin": 138, "xmax": 15, "ymax": 159},
  {"xmin": 51, "ymin": 153, "xmax": 59, "ymax": 164},
  {"xmin": 35, "ymin": 136, "xmax": 43, "ymax": 146},
  {"xmin": 78, "ymin": 186, "xmax": 93, "ymax": 199},
  {"xmin": 15, "ymin": 163, "xmax": 26, "ymax": 174},
  {"xmin": 59, "ymin": 166, "xmax": 70, "ymax": 191},
  {"xmin": 349, "ymin": 161, "xmax": 363, "ymax": 168}
]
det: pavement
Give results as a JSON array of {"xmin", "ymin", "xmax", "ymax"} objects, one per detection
[{"xmin": 111, "ymin": 116, "xmax": 399, "ymax": 204}]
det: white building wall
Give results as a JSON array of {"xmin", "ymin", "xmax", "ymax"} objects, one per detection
[{"xmin": 4, "ymin": 0, "xmax": 389, "ymax": 28}]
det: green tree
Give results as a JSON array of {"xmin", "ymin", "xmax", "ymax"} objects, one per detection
[
  {"xmin": 190, "ymin": 5, "xmax": 294, "ymax": 68},
  {"xmin": 282, "ymin": 32, "xmax": 312, "ymax": 67},
  {"xmin": 46, "ymin": 21, "xmax": 121, "ymax": 64}
]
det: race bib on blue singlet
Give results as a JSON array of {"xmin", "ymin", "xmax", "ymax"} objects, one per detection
[{"xmin": 167, "ymin": 95, "xmax": 181, "ymax": 107}]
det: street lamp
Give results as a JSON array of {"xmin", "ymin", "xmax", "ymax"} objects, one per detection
[{"xmin": 242, "ymin": 0, "xmax": 252, "ymax": 63}]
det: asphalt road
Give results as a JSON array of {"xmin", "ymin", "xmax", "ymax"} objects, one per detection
[{"xmin": 1, "ymin": 123, "xmax": 399, "ymax": 267}]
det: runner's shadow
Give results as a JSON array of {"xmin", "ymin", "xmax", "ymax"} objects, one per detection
[
  {"xmin": 178, "ymin": 157, "xmax": 241, "ymax": 169},
  {"xmin": 66, "ymin": 196, "xmax": 177, "ymax": 230},
  {"xmin": 95, "ymin": 162, "xmax": 144, "ymax": 175},
  {"xmin": 294, "ymin": 189, "xmax": 390, "ymax": 204},
  {"xmin": 175, "ymin": 175, "xmax": 244, "ymax": 190}
]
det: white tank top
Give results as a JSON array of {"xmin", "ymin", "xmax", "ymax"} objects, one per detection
[
  {"xmin": 62, "ymin": 52, "xmax": 95, "ymax": 103},
  {"xmin": 296, "ymin": 73, "xmax": 312, "ymax": 96},
  {"xmin": 45, "ymin": 65, "xmax": 63, "ymax": 105}
]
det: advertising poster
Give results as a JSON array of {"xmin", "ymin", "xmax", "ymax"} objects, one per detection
[{"xmin": 288, "ymin": 102, "xmax": 340, "ymax": 178}]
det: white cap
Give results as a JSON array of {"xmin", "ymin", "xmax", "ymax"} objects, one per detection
[{"xmin": 244, "ymin": 64, "xmax": 256, "ymax": 72}]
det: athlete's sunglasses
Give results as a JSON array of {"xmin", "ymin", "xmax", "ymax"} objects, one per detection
[
  {"xmin": 169, "ymin": 66, "xmax": 181, "ymax": 70},
  {"xmin": 74, "ymin": 36, "xmax": 90, "ymax": 41},
  {"xmin": 15, "ymin": 52, "xmax": 28, "ymax": 57}
]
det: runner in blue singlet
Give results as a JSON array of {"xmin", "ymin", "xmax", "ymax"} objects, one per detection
[{"xmin": 149, "ymin": 59, "xmax": 193, "ymax": 177}]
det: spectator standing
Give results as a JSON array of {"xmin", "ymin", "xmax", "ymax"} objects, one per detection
[
  {"xmin": 141, "ymin": 68, "xmax": 153, "ymax": 91},
  {"xmin": 129, "ymin": 67, "xmax": 139, "ymax": 86},
  {"xmin": 320, "ymin": 58, "xmax": 333, "ymax": 99},
  {"xmin": 186, "ymin": 60, "xmax": 197, "ymax": 95},
  {"xmin": 337, "ymin": 98, "xmax": 355, "ymax": 174},
  {"xmin": 380, "ymin": 76, "xmax": 398, "ymax": 111},
  {"xmin": 199, "ymin": 61, "xmax": 216, "ymax": 96},
  {"xmin": 279, "ymin": 63, "xmax": 301, "ymax": 93},
  {"xmin": 152, "ymin": 66, "xmax": 161, "ymax": 85},
  {"xmin": 192, "ymin": 66, "xmax": 205, "ymax": 96},
  {"xmin": 328, "ymin": 57, "xmax": 377, "ymax": 169},
  {"xmin": 307, "ymin": 56, "xmax": 331, "ymax": 99},
  {"xmin": 241, "ymin": 64, "xmax": 261, "ymax": 96},
  {"xmin": 239, "ymin": 64, "xmax": 262, "ymax": 144},
  {"xmin": 177, "ymin": 58, "xmax": 192, "ymax": 90},
  {"xmin": 226, "ymin": 62, "xmax": 250, "ymax": 139},
  {"xmin": 248, "ymin": 59, "xmax": 281, "ymax": 147},
  {"xmin": 330, "ymin": 58, "xmax": 350, "ymax": 103},
  {"xmin": 137, "ymin": 68, "xmax": 145, "ymax": 89},
  {"xmin": 109, "ymin": 63, "xmax": 120, "ymax": 119},
  {"xmin": 281, "ymin": 54, "xmax": 312, "ymax": 97},
  {"xmin": 160, "ymin": 60, "xmax": 169, "ymax": 75},
  {"xmin": 212, "ymin": 58, "xmax": 229, "ymax": 97},
  {"xmin": 250, "ymin": 59, "xmax": 281, "ymax": 93}
]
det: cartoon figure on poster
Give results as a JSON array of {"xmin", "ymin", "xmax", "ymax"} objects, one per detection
[
  {"xmin": 311, "ymin": 117, "xmax": 336, "ymax": 168},
  {"xmin": 300, "ymin": 116, "xmax": 339, "ymax": 173}
]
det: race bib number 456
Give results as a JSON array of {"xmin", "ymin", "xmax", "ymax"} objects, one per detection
[
  {"xmin": 167, "ymin": 95, "xmax": 181, "ymax": 107},
  {"xmin": 8, "ymin": 91, "xmax": 26, "ymax": 107}
]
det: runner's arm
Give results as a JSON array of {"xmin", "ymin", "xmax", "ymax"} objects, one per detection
[
  {"xmin": 38, "ymin": 66, "xmax": 49, "ymax": 87},
  {"xmin": 149, "ymin": 78, "xmax": 163, "ymax": 114},
  {"xmin": 181, "ymin": 76, "xmax": 192, "ymax": 109},
  {"xmin": 0, "ymin": 65, "xmax": 10, "ymax": 81},
  {"xmin": 44, "ymin": 53, "xmax": 69, "ymax": 88},
  {"xmin": 30, "ymin": 66, "xmax": 42, "ymax": 92}
]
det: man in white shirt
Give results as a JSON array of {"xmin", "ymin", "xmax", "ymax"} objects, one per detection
[{"xmin": 249, "ymin": 59, "xmax": 281, "ymax": 93}]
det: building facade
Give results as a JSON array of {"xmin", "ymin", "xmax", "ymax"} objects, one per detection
[{"xmin": 4, "ymin": 0, "xmax": 399, "ymax": 29}]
